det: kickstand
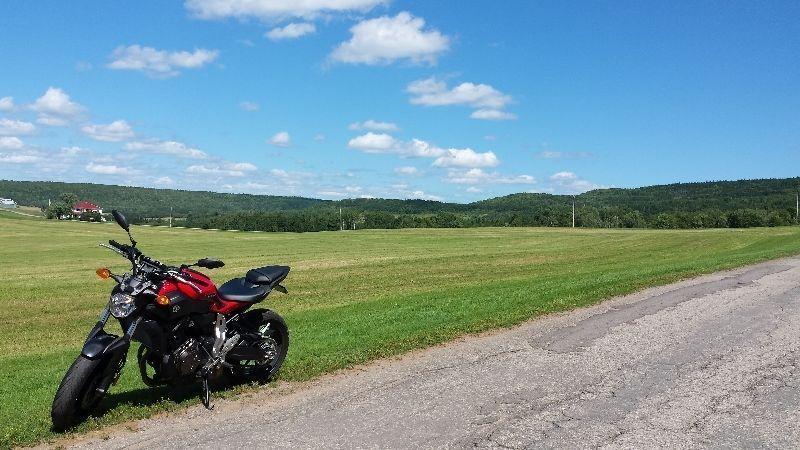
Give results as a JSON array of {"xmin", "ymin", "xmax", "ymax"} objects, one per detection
[{"xmin": 201, "ymin": 376, "xmax": 214, "ymax": 410}]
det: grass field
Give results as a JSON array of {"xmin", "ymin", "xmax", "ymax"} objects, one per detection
[{"xmin": 2, "ymin": 212, "xmax": 800, "ymax": 447}]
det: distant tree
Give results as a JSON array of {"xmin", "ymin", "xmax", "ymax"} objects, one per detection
[
  {"xmin": 766, "ymin": 211, "xmax": 791, "ymax": 227},
  {"xmin": 621, "ymin": 210, "xmax": 645, "ymax": 228},
  {"xmin": 45, "ymin": 192, "xmax": 78, "ymax": 220},
  {"xmin": 59, "ymin": 193, "xmax": 78, "ymax": 207},
  {"xmin": 653, "ymin": 213, "xmax": 677, "ymax": 229}
]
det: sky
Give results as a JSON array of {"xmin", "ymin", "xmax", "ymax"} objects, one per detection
[{"xmin": 0, "ymin": 1, "xmax": 798, "ymax": 203}]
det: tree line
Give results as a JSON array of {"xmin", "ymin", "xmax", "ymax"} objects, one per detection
[
  {"xmin": 161, "ymin": 205, "xmax": 797, "ymax": 232},
  {"xmin": 5, "ymin": 176, "xmax": 797, "ymax": 231}
]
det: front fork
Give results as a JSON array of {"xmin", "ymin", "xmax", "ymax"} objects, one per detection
[{"xmin": 81, "ymin": 304, "xmax": 140, "ymax": 389}]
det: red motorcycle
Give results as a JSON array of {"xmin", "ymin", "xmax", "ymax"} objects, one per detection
[{"xmin": 51, "ymin": 210, "xmax": 290, "ymax": 430}]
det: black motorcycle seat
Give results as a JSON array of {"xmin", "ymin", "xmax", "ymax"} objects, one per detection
[
  {"xmin": 245, "ymin": 265, "xmax": 290, "ymax": 287},
  {"xmin": 217, "ymin": 278, "xmax": 269, "ymax": 303}
]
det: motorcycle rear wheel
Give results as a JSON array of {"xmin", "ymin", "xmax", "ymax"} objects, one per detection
[
  {"xmin": 51, "ymin": 355, "xmax": 114, "ymax": 430},
  {"xmin": 229, "ymin": 309, "xmax": 289, "ymax": 382}
]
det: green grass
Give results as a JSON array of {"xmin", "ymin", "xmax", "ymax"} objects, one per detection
[{"xmin": 2, "ymin": 215, "xmax": 800, "ymax": 447}]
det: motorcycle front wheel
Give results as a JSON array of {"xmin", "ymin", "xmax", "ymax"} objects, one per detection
[{"xmin": 51, "ymin": 355, "xmax": 119, "ymax": 430}]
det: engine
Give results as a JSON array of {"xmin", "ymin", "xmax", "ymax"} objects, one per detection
[
  {"xmin": 138, "ymin": 332, "xmax": 216, "ymax": 386},
  {"xmin": 172, "ymin": 337, "xmax": 204, "ymax": 378}
]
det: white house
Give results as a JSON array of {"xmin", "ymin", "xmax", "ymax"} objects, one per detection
[{"xmin": 0, "ymin": 198, "xmax": 18, "ymax": 208}]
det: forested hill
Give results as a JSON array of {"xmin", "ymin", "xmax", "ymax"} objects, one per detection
[
  {"xmin": 473, "ymin": 178, "xmax": 800, "ymax": 215},
  {"xmin": 0, "ymin": 180, "xmax": 326, "ymax": 217},
  {"xmin": 1, "ymin": 177, "xmax": 798, "ymax": 229}
]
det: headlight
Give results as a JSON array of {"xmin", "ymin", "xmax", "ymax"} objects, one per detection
[{"xmin": 109, "ymin": 293, "xmax": 137, "ymax": 318}]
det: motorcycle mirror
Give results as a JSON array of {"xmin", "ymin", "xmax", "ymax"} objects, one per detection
[
  {"xmin": 196, "ymin": 258, "xmax": 225, "ymax": 269},
  {"xmin": 111, "ymin": 210, "xmax": 130, "ymax": 232},
  {"xmin": 111, "ymin": 209, "xmax": 137, "ymax": 247}
]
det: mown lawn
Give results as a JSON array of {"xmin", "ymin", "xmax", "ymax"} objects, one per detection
[{"xmin": 2, "ymin": 212, "xmax": 800, "ymax": 447}]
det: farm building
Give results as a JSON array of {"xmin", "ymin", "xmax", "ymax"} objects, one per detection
[
  {"xmin": 0, "ymin": 198, "xmax": 17, "ymax": 208},
  {"xmin": 73, "ymin": 201, "xmax": 103, "ymax": 215}
]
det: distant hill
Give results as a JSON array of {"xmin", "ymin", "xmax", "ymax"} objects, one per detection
[
  {"xmin": 1, "ymin": 177, "xmax": 798, "ymax": 229},
  {"xmin": 473, "ymin": 178, "xmax": 800, "ymax": 216},
  {"xmin": 0, "ymin": 180, "xmax": 326, "ymax": 218}
]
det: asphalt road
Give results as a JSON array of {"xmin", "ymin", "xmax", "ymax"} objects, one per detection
[{"xmin": 71, "ymin": 257, "xmax": 800, "ymax": 449}]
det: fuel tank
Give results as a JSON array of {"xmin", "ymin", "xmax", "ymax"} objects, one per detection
[{"xmin": 158, "ymin": 268, "xmax": 218, "ymax": 318}]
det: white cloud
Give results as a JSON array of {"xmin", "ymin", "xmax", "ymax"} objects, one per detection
[
  {"xmin": 223, "ymin": 161, "xmax": 258, "ymax": 171},
  {"xmin": 330, "ymin": 12, "xmax": 449, "ymax": 65},
  {"xmin": 313, "ymin": 133, "xmax": 326, "ymax": 142},
  {"xmin": 239, "ymin": 101, "xmax": 260, "ymax": 111},
  {"xmin": 61, "ymin": 146, "xmax": 89, "ymax": 156},
  {"xmin": 466, "ymin": 186, "xmax": 482, "ymax": 193},
  {"xmin": 262, "ymin": 168, "xmax": 312, "ymax": 186},
  {"xmin": 30, "ymin": 87, "xmax": 84, "ymax": 126},
  {"xmin": 346, "ymin": 135, "xmax": 500, "ymax": 167},
  {"xmin": 154, "ymin": 176, "xmax": 175, "ymax": 185},
  {"xmin": 432, "ymin": 148, "xmax": 500, "ymax": 168},
  {"xmin": 266, "ymin": 22, "xmax": 316, "ymax": 40},
  {"xmin": 86, "ymin": 162, "xmax": 129, "ymax": 175},
  {"xmin": 108, "ymin": 45, "xmax": 219, "ymax": 78},
  {"xmin": 394, "ymin": 166, "xmax": 419, "ymax": 175},
  {"xmin": 548, "ymin": 171, "xmax": 601, "ymax": 194},
  {"xmin": 269, "ymin": 168, "xmax": 289, "ymax": 178},
  {"xmin": 268, "ymin": 131, "xmax": 291, "ymax": 147},
  {"xmin": 407, "ymin": 78, "xmax": 515, "ymax": 120},
  {"xmin": 408, "ymin": 78, "xmax": 511, "ymax": 109},
  {"xmin": 0, "ymin": 153, "xmax": 41, "ymax": 164},
  {"xmin": 404, "ymin": 139, "xmax": 446, "ymax": 158},
  {"xmin": 0, "ymin": 119, "xmax": 36, "ymax": 136},
  {"xmin": 186, "ymin": 164, "xmax": 250, "ymax": 177},
  {"xmin": 550, "ymin": 171, "xmax": 577, "ymax": 181},
  {"xmin": 444, "ymin": 168, "xmax": 536, "ymax": 185},
  {"xmin": 535, "ymin": 151, "xmax": 594, "ymax": 159},
  {"xmin": 347, "ymin": 133, "xmax": 449, "ymax": 158},
  {"xmin": 0, "ymin": 136, "xmax": 24, "ymax": 150},
  {"xmin": 185, "ymin": 0, "xmax": 386, "ymax": 21},
  {"xmin": 470, "ymin": 109, "xmax": 517, "ymax": 121},
  {"xmin": 348, "ymin": 119, "xmax": 399, "ymax": 132},
  {"xmin": 317, "ymin": 190, "xmax": 348, "ymax": 198},
  {"xmin": 81, "ymin": 120, "xmax": 134, "ymax": 142},
  {"xmin": 125, "ymin": 139, "xmax": 209, "ymax": 159},
  {"xmin": 393, "ymin": 187, "xmax": 441, "ymax": 201},
  {"xmin": 347, "ymin": 132, "xmax": 397, "ymax": 152},
  {"xmin": 0, "ymin": 97, "xmax": 14, "ymax": 111}
]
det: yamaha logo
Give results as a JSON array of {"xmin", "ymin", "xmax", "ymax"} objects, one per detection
[{"xmin": 172, "ymin": 305, "xmax": 180, "ymax": 313}]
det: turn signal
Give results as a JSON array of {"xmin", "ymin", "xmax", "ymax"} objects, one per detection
[
  {"xmin": 155, "ymin": 295, "xmax": 171, "ymax": 307},
  {"xmin": 96, "ymin": 268, "xmax": 111, "ymax": 279}
]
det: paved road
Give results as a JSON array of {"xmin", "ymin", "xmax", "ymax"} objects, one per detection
[{"xmin": 72, "ymin": 257, "xmax": 800, "ymax": 449}]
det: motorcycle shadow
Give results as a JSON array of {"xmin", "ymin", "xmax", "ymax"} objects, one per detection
[{"xmin": 96, "ymin": 378, "xmax": 247, "ymax": 417}]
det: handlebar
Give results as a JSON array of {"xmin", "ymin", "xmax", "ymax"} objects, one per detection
[{"xmin": 100, "ymin": 240, "xmax": 199, "ymax": 291}]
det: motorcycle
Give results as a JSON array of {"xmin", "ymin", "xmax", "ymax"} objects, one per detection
[{"xmin": 51, "ymin": 210, "xmax": 290, "ymax": 430}]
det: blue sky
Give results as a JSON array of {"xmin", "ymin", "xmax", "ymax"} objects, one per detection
[{"xmin": 0, "ymin": 1, "xmax": 798, "ymax": 202}]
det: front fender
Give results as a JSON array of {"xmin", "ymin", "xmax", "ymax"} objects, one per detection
[{"xmin": 81, "ymin": 328, "xmax": 130, "ymax": 360}]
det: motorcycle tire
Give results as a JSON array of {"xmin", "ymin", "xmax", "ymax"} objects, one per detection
[
  {"xmin": 230, "ymin": 309, "xmax": 289, "ymax": 383},
  {"xmin": 51, "ymin": 355, "xmax": 112, "ymax": 430}
]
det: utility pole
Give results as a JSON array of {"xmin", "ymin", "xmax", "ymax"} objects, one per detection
[
  {"xmin": 169, "ymin": 206, "xmax": 173, "ymax": 228},
  {"xmin": 572, "ymin": 196, "xmax": 575, "ymax": 228},
  {"xmin": 796, "ymin": 192, "xmax": 798, "ymax": 223},
  {"xmin": 339, "ymin": 207, "xmax": 343, "ymax": 231}
]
